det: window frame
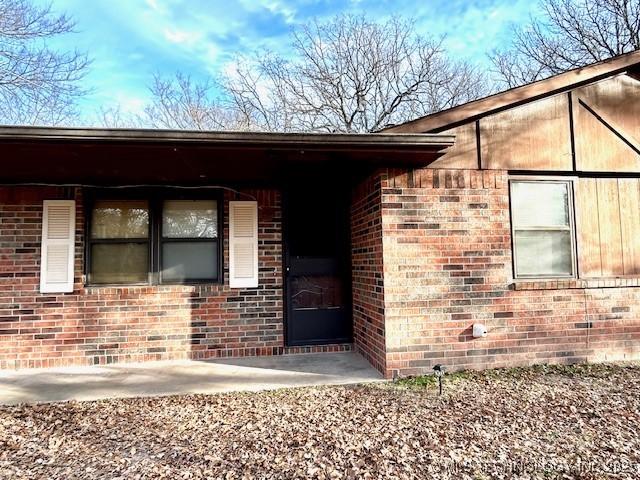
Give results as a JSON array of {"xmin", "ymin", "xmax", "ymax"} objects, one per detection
[
  {"xmin": 159, "ymin": 199, "xmax": 221, "ymax": 284},
  {"xmin": 509, "ymin": 176, "xmax": 578, "ymax": 280},
  {"xmin": 84, "ymin": 189, "xmax": 223, "ymax": 286}
]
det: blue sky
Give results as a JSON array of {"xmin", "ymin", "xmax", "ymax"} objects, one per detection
[{"xmin": 37, "ymin": 0, "xmax": 538, "ymax": 123}]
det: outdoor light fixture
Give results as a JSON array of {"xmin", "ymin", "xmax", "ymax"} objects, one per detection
[{"xmin": 433, "ymin": 364, "xmax": 446, "ymax": 395}]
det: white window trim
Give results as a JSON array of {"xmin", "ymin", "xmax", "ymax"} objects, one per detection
[{"xmin": 509, "ymin": 176, "xmax": 578, "ymax": 280}]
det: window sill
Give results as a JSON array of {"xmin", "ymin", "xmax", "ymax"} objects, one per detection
[
  {"xmin": 84, "ymin": 282, "xmax": 222, "ymax": 293},
  {"xmin": 512, "ymin": 277, "xmax": 640, "ymax": 291}
]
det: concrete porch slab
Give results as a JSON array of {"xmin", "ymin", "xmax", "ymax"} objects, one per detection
[{"xmin": 0, "ymin": 352, "xmax": 384, "ymax": 405}]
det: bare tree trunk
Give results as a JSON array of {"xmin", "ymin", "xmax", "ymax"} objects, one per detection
[{"xmin": 224, "ymin": 16, "xmax": 488, "ymax": 133}]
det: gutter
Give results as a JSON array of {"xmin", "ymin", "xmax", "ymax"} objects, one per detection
[{"xmin": 0, "ymin": 126, "xmax": 454, "ymax": 151}]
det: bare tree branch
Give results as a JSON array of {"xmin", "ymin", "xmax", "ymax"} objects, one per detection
[
  {"xmin": 139, "ymin": 73, "xmax": 245, "ymax": 130},
  {"xmin": 224, "ymin": 15, "xmax": 488, "ymax": 133},
  {"xmin": 144, "ymin": 15, "xmax": 488, "ymax": 133},
  {"xmin": 0, "ymin": 0, "xmax": 89, "ymax": 125},
  {"xmin": 491, "ymin": 0, "xmax": 640, "ymax": 88},
  {"xmin": 94, "ymin": 105, "xmax": 143, "ymax": 129}
]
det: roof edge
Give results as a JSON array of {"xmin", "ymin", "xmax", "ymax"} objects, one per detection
[
  {"xmin": 383, "ymin": 49, "xmax": 640, "ymax": 134},
  {"xmin": 0, "ymin": 126, "xmax": 454, "ymax": 150}
]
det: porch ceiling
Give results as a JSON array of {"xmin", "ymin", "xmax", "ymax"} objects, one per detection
[{"xmin": 0, "ymin": 126, "xmax": 454, "ymax": 185}]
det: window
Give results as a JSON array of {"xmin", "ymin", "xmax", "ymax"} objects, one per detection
[
  {"xmin": 510, "ymin": 179, "xmax": 575, "ymax": 278},
  {"xmin": 87, "ymin": 194, "xmax": 221, "ymax": 285},
  {"xmin": 161, "ymin": 200, "xmax": 219, "ymax": 282},
  {"xmin": 89, "ymin": 200, "xmax": 150, "ymax": 284}
]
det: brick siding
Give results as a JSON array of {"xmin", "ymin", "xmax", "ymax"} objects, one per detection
[
  {"xmin": 351, "ymin": 173, "xmax": 387, "ymax": 373},
  {"xmin": 4, "ymin": 169, "xmax": 640, "ymax": 376},
  {"xmin": 0, "ymin": 187, "xmax": 286, "ymax": 369},
  {"xmin": 379, "ymin": 168, "xmax": 640, "ymax": 378}
]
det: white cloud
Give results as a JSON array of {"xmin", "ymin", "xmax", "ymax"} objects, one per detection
[
  {"xmin": 236, "ymin": 0, "xmax": 297, "ymax": 22},
  {"xmin": 163, "ymin": 28, "xmax": 200, "ymax": 45},
  {"xmin": 412, "ymin": 0, "xmax": 535, "ymax": 62},
  {"xmin": 262, "ymin": 1, "xmax": 296, "ymax": 23},
  {"xmin": 59, "ymin": 0, "xmax": 540, "ymax": 125},
  {"xmin": 114, "ymin": 92, "xmax": 147, "ymax": 117},
  {"xmin": 202, "ymin": 45, "xmax": 220, "ymax": 69}
]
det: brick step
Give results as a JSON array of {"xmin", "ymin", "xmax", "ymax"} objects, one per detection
[{"xmin": 283, "ymin": 343, "xmax": 353, "ymax": 355}]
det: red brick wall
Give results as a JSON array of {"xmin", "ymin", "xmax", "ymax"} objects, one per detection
[
  {"xmin": 381, "ymin": 168, "xmax": 640, "ymax": 378},
  {"xmin": 7, "ymin": 169, "xmax": 638, "ymax": 376},
  {"xmin": 351, "ymin": 173, "xmax": 387, "ymax": 373},
  {"xmin": 0, "ymin": 186, "xmax": 286, "ymax": 369}
]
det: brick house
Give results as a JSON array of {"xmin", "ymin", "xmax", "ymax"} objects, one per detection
[{"xmin": 2, "ymin": 51, "xmax": 640, "ymax": 379}]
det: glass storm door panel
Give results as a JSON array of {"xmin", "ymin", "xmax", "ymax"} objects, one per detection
[{"xmin": 284, "ymin": 185, "xmax": 352, "ymax": 346}]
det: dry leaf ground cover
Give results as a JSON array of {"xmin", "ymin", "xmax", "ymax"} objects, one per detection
[{"xmin": 1, "ymin": 363, "xmax": 639, "ymax": 479}]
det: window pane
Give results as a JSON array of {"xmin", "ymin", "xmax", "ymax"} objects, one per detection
[
  {"xmin": 514, "ymin": 230, "xmax": 572, "ymax": 276},
  {"xmin": 161, "ymin": 241, "xmax": 218, "ymax": 281},
  {"xmin": 91, "ymin": 243, "xmax": 148, "ymax": 284},
  {"xmin": 511, "ymin": 182, "xmax": 569, "ymax": 227},
  {"xmin": 163, "ymin": 200, "xmax": 217, "ymax": 238},
  {"xmin": 91, "ymin": 201, "xmax": 149, "ymax": 239}
]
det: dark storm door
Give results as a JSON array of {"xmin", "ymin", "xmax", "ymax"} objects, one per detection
[{"xmin": 284, "ymin": 186, "xmax": 352, "ymax": 346}]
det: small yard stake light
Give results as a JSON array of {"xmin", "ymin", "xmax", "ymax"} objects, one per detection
[{"xmin": 433, "ymin": 364, "xmax": 446, "ymax": 395}]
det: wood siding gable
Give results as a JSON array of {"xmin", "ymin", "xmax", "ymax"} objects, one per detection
[{"xmin": 408, "ymin": 72, "xmax": 640, "ymax": 174}]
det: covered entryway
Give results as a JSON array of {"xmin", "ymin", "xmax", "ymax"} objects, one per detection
[
  {"xmin": 0, "ymin": 126, "xmax": 453, "ymax": 376},
  {"xmin": 284, "ymin": 180, "xmax": 352, "ymax": 346}
]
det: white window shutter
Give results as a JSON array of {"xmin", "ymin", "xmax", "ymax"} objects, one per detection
[
  {"xmin": 40, "ymin": 200, "xmax": 76, "ymax": 293},
  {"xmin": 229, "ymin": 201, "xmax": 258, "ymax": 288}
]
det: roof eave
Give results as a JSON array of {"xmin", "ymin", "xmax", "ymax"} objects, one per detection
[{"xmin": 0, "ymin": 126, "xmax": 454, "ymax": 151}]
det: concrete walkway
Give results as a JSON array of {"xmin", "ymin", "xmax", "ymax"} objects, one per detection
[{"xmin": 0, "ymin": 352, "xmax": 383, "ymax": 405}]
